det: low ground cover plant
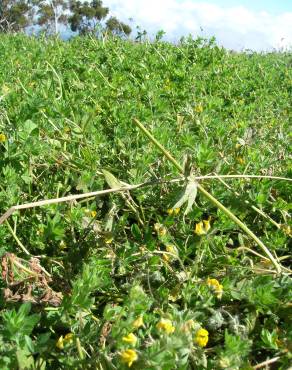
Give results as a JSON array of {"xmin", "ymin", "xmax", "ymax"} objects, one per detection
[{"xmin": 0, "ymin": 33, "xmax": 291, "ymax": 369}]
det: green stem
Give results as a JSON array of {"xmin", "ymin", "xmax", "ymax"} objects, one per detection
[
  {"xmin": 132, "ymin": 118, "xmax": 281, "ymax": 274},
  {"xmin": 5, "ymin": 220, "xmax": 30, "ymax": 255}
]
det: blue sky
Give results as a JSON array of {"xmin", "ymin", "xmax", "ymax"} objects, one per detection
[
  {"xmin": 187, "ymin": 0, "xmax": 292, "ymax": 14},
  {"xmin": 103, "ymin": 0, "xmax": 292, "ymax": 50}
]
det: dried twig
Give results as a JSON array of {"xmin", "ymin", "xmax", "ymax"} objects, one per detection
[
  {"xmin": 1, "ymin": 175, "xmax": 290, "ymax": 226},
  {"xmin": 253, "ymin": 356, "xmax": 281, "ymax": 369}
]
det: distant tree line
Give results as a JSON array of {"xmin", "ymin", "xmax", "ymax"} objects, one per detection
[{"xmin": 0, "ymin": 0, "xmax": 131, "ymax": 37}]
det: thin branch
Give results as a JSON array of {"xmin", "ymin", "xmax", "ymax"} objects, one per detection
[
  {"xmin": 253, "ymin": 356, "xmax": 280, "ymax": 369},
  {"xmin": 199, "ymin": 174, "xmax": 292, "ymax": 182},
  {"xmin": 1, "ymin": 174, "xmax": 290, "ymax": 226}
]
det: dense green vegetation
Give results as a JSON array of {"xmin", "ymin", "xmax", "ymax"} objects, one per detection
[{"xmin": 0, "ymin": 33, "xmax": 291, "ymax": 369}]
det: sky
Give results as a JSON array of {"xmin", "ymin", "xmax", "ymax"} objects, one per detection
[{"xmin": 102, "ymin": 0, "xmax": 292, "ymax": 51}]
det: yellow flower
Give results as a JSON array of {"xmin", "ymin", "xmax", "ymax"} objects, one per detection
[
  {"xmin": 194, "ymin": 328, "xmax": 209, "ymax": 347},
  {"xmin": 235, "ymin": 143, "xmax": 241, "ymax": 149},
  {"xmin": 64, "ymin": 333, "xmax": 74, "ymax": 342},
  {"xmin": 203, "ymin": 219, "xmax": 211, "ymax": 233},
  {"xmin": 237, "ymin": 157, "xmax": 245, "ymax": 165},
  {"xmin": 56, "ymin": 333, "xmax": 74, "ymax": 350},
  {"xmin": 207, "ymin": 278, "xmax": 223, "ymax": 299},
  {"xmin": 194, "ymin": 104, "xmax": 203, "ymax": 113},
  {"xmin": 1, "ymin": 85, "xmax": 10, "ymax": 95},
  {"xmin": 59, "ymin": 240, "xmax": 67, "ymax": 250},
  {"xmin": 194, "ymin": 221, "xmax": 206, "ymax": 235},
  {"xmin": 56, "ymin": 335, "xmax": 64, "ymax": 350},
  {"xmin": 132, "ymin": 315, "xmax": 144, "ymax": 329},
  {"xmin": 156, "ymin": 318, "xmax": 175, "ymax": 334},
  {"xmin": 90, "ymin": 210, "xmax": 97, "ymax": 218},
  {"xmin": 154, "ymin": 223, "xmax": 167, "ymax": 237},
  {"xmin": 194, "ymin": 218, "xmax": 211, "ymax": 235},
  {"xmin": 120, "ymin": 349, "xmax": 138, "ymax": 367},
  {"xmin": 122, "ymin": 333, "xmax": 138, "ymax": 346},
  {"xmin": 0, "ymin": 133, "xmax": 6, "ymax": 142},
  {"xmin": 163, "ymin": 245, "xmax": 178, "ymax": 262},
  {"xmin": 162, "ymin": 253, "xmax": 170, "ymax": 262},
  {"xmin": 167, "ymin": 208, "xmax": 180, "ymax": 216},
  {"xmin": 281, "ymin": 225, "xmax": 291, "ymax": 236}
]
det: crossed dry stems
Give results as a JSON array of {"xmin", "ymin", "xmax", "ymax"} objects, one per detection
[{"xmin": 0, "ymin": 118, "xmax": 291, "ymax": 274}]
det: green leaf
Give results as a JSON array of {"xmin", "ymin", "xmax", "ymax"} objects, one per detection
[
  {"xmin": 260, "ymin": 329, "xmax": 279, "ymax": 349},
  {"xmin": 19, "ymin": 120, "xmax": 38, "ymax": 141},
  {"xmin": 103, "ymin": 169, "xmax": 125, "ymax": 189}
]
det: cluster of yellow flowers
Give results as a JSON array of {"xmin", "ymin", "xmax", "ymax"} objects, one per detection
[
  {"xmin": 0, "ymin": 133, "xmax": 6, "ymax": 142},
  {"xmin": 119, "ymin": 315, "xmax": 210, "ymax": 366},
  {"xmin": 119, "ymin": 315, "xmax": 144, "ymax": 367},
  {"xmin": 194, "ymin": 218, "xmax": 211, "ymax": 235},
  {"xmin": 207, "ymin": 277, "xmax": 223, "ymax": 299},
  {"xmin": 56, "ymin": 333, "xmax": 74, "ymax": 350},
  {"xmin": 167, "ymin": 208, "xmax": 180, "ymax": 216},
  {"xmin": 156, "ymin": 318, "xmax": 209, "ymax": 348},
  {"xmin": 156, "ymin": 318, "xmax": 175, "ymax": 334}
]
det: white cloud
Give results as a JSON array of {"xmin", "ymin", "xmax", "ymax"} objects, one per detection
[{"xmin": 103, "ymin": 0, "xmax": 292, "ymax": 50}]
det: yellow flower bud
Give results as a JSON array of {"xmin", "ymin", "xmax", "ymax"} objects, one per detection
[
  {"xmin": 162, "ymin": 253, "xmax": 170, "ymax": 262},
  {"xmin": 194, "ymin": 104, "xmax": 203, "ymax": 113},
  {"xmin": 59, "ymin": 240, "xmax": 67, "ymax": 250},
  {"xmin": 166, "ymin": 245, "xmax": 178, "ymax": 255},
  {"xmin": 0, "ymin": 133, "xmax": 6, "ymax": 142},
  {"xmin": 203, "ymin": 219, "xmax": 211, "ymax": 233},
  {"xmin": 237, "ymin": 157, "xmax": 245, "ymax": 165},
  {"xmin": 56, "ymin": 335, "xmax": 64, "ymax": 350},
  {"xmin": 154, "ymin": 223, "xmax": 167, "ymax": 237},
  {"xmin": 132, "ymin": 315, "xmax": 144, "ymax": 329}
]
